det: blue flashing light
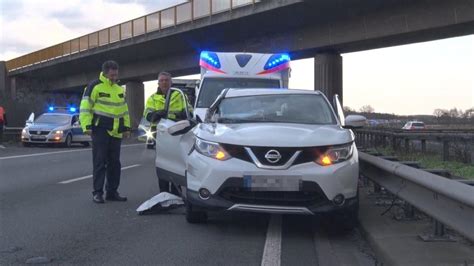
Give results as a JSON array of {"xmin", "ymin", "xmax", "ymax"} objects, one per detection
[
  {"xmin": 69, "ymin": 107, "xmax": 77, "ymax": 113},
  {"xmin": 48, "ymin": 106, "xmax": 54, "ymax": 112},
  {"xmin": 264, "ymin": 53, "xmax": 290, "ymax": 70},
  {"xmin": 200, "ymin": 51, "xmax": 221, "ymax": 68}
]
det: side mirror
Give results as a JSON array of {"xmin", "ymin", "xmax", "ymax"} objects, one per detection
[
  {"xmin": 73, "ymin": 121, "xmax": 80, "ymax": 127},
  {"xmin": 168, "ymin": 120, "xmax": 191, "ymax": 136},
  {"xmin": 344, "ymin": 115, "xmax": 367, "ymax": 129}
]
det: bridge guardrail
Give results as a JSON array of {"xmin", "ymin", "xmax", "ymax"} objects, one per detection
[
  {"xmin": 359, "ymin": 151, "xmax": 474, "ymax": 242},
  {"xmin": 6, "ymin": 0, "xmax": 259, "ymax": 71}
]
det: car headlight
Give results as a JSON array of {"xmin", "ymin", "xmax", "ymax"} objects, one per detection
[
  {"xmin": 53, "ymin": 130, "xmax": 63, "ymax": 135},
  {"xmin": 315, "ymin": 143, "xmax": 354, "ymax": 166},
  {"xmin": 22, "ymin": 128, "xmax": 28, "ymax": 134},
  {"xmin": 194, "ymin": 138, "xmax": 231, "ymax": 161}
]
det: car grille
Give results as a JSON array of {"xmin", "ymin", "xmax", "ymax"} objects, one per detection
[
  {"xmin": 29, "ymin": 130, "xmax": 50, "ymax": 135},
  {"xmin": 221, "ymin": 144, "xmax": 323, "ymax": 167},
  {"xmin": 218, "ymin": 181, "xmax": 328, "ymax": 207}
]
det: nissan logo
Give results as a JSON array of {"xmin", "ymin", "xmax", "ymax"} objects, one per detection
[{"xmin": 265, "ymin": 150, "xmax": 282, "ymax": 164}]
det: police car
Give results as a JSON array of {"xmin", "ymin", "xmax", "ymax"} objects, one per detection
[{"xmin": 21, "ymin": 106, "xmax": 91, "ymax": 147}]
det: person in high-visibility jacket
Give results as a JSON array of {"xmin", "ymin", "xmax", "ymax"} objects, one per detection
[
  {"xmin": 80, "ymin": 60, "xmax": 131, "ymax": 204},
  {"xmin": 144, "ymin": 71, "xmax": 191, "ymax": 194}
]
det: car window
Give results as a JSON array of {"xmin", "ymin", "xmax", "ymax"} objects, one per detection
[
  {"xmin": 71, "ymin": 115, "xmax": 78, "ymax": 125},
  {"xmin": 413, "ymin": 122, "xmax": 424, "ymax": 127},
  {"xmin": 217, "ymin": 94, "xmax": 336, "ymax": 125},
  {"xmin": 35, "ymin": 114, "xmax": 71, "ymax": 125}
]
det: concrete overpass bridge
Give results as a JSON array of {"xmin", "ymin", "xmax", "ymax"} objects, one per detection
[{"xmin": 1, "ymin": 0, "xmax": 473, "ymax": 127}]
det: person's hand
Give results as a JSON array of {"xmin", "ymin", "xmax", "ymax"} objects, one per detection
[
  {"xmin": 151, "ymin": 110, "xmax": 166, "ymax": 122},
  {"xmin": 123, "ymin": 131, "xmax": 131, "ymax": 138},
  {"xmin": 84, "ymin": 130, "xmax": 92, "ymax": 135}
]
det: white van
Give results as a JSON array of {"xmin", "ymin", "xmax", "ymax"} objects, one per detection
[{"xmin": 194, "ymin": 51, "xmax": 290, "ymax": 120}]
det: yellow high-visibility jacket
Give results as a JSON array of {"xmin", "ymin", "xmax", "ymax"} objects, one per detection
[{"xmin": 79, "ymin": 72, "xmax": 130, "ymax": 138}]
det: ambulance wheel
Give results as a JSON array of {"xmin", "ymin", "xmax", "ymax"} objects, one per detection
[{"xmin": 185, "ymin": 201, "xmax": 207, "ymax": 224}]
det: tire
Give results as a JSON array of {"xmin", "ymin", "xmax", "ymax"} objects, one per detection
[
  {"xmin": 82, "ymin": 142, "xmax": 90, "ymax": 147},
  {"xmin": 64, "ymin": 134, "xmax": 72, "ymax": 148},
  {"xmin": 22, "ymin": 142, "xmax": 31, "ymax": 147},
  {"xmin": 330, "ymin": 197, "xmax": 359, "ymax": 231},
  {"xmin": 185, "ymin": 201, "xmax": 207, "ymax": 224}
]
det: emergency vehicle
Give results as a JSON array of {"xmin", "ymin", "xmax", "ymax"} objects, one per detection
[
  {"xmin": 194, "ymin": 51, "xmax": 290, "ymax": 120},
  {"xmin": 21, "ymin": 106, "xmax": 91, "ymax": 147}
]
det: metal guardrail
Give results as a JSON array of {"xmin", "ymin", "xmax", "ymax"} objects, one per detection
[
  {"xmin": 359, "ymin": 152, "xmax": 474, "ymax": 242},
  {"xmin": 5, "ymin": 0, "xmax": 259, "ymax": 71},
  {"xmin": 355, "ymin": 129, "xmax": 474, "ymax": 162}
]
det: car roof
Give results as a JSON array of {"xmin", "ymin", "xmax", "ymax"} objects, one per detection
[{"xmin": 224, "ymin": 88, "xmax": 323, "ymax": 98}]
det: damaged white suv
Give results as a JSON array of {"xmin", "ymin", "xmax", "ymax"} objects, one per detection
[{"xmin": 154, "ymin": 88, "xmax": 366, "ymax": 226}]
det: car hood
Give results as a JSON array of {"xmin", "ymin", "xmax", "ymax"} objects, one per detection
[
  {"xmin": 27, "ymin": 123, "xmax": 67, "ymax": 131},
  {"xmin": 195, "ymin": 123, "xmax": 353, "ymax": 147}
]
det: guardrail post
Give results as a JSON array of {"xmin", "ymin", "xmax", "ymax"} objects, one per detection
[
  {"xmin": 405, "ymin": 138, "xmax": 410, "ymax": 153},
  {"xmin": 443, "ymin": 140, "xmax": 449, "ymax": 161},
  {"xmin": 419, "ymin": 219, "xmax": 456, "ymax": 242},
  {"xmin": 421, "ymin": 139, "xmax": 426, "ymax": 154}
]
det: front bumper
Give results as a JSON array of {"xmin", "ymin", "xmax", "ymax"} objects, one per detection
[
  {"xmin": 21, "ymin": 134, "xmax": 66, "ymax": 144},
  {"xmin": 187, "ymin": 188, "xmax": 358, "ymax": 215},
  {"xmin": 187, "ymin": 148, "xmax": 359, "ymax": 201}
]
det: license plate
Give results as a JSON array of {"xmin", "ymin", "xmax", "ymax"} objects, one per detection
[
  {"xmin": 31, "ymin": 136, "xmax": 46, "ymax": 140},
  {"xmin": 243, "ymin": 175, "xmax": 301, "ymax": 191}
]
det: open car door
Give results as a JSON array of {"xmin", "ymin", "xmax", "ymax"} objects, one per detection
[{"xmin": 154, "ymin": 88, "xmax": 195, "ymax": 187}]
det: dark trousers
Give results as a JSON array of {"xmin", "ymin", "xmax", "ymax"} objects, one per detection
[{"xmin": 92, "ymin": 127, "xmax": 122, "ymax": 196}]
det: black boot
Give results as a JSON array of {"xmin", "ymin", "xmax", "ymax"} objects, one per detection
[
  {"xmin": 93, "ymin": 194, "xmax": 105, "ymax": 204},
  {"xmin": 105, "ymin": 192, "xmax": 127, "ymax": 202}
]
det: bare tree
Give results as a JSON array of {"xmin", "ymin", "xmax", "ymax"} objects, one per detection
[
  {"xmin": 433, "ymin": 108, "xmax": 446, "ymax": 118},
  {"xmin": 343, "ymin": 106, "xmax": 355, "ymax": 114},
  {"xmin": 359, "ymin": 105, "xmax": 374, "ymax": 113}
]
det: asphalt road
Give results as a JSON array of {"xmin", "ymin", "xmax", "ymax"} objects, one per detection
[{"xmin": 0, "ymin": 142, "xmax": 377, "ymax": 265}]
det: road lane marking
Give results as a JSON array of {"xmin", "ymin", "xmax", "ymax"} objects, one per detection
[
  {"xmin": 261, "ymin": 214, "xmax": 282, "ymax": 266},
  {"xmin": 0, "ymin": 143, "xmax": 145, "ymax": 160},
  {"xmin": 58, "ymin": 164, "xmax": 141, "ymax": 184}
]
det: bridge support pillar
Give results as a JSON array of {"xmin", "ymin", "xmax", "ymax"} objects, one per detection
[
  {"xmin": 125, "ymin": 81, "xmax": 144, "ymax": 130},
  {"xmin": 314, "ymin": 53, "xmax": 343, "ymax": 106}
]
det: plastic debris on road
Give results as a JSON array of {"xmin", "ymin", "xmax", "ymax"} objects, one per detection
[{"xmin": 136, "ymin": 192, "xmax": 184, "ymax": 215}]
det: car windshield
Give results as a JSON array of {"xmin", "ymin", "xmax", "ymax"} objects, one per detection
[
  {"xmin": 35, "ymin": 114, "xmax": 71, "ymax": 125},
  {"xmin": 196, "ymin": 78, "xmax": 280, "ymax": 108},
  {"xmin": 216, "ymin": 94, "xmax": 336, "ymax": 125}
]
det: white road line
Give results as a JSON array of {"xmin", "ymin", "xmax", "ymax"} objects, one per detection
[
  {"xmin": 0, "ymin": 143, "xmax": 144, "ymax": 160},
  {"xmin": 261, "ymin": 214, "xmax": 282, "ymax": 266},
  {"xmin": 58, "ymin": 164, "xmax": 141, "ymax": 184}
]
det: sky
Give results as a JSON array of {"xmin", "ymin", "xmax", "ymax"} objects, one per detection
[{"xmin": 1, "ymin": 0, "xmax": 473, "ymax": 115}]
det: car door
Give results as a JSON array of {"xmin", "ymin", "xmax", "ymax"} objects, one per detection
[
  {"xmin": 155, "ymin": 88, "xmax": 195, "ymax": 186},
  {"xmin": 70, "ymin": 115, "xmax": 84, "ymax": 141}
]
